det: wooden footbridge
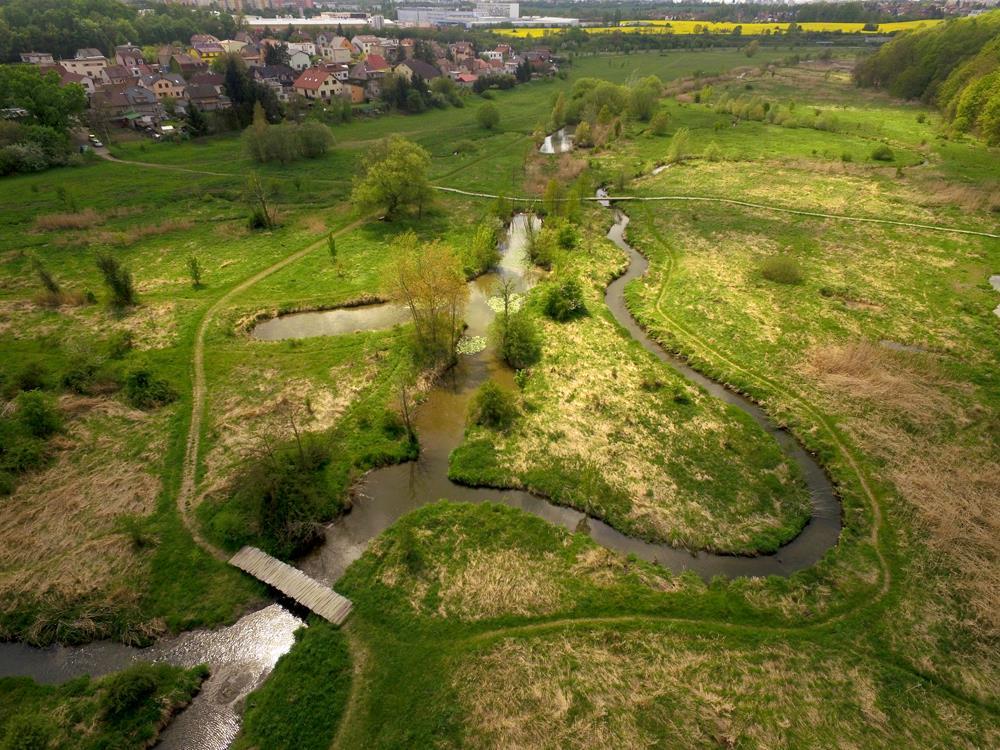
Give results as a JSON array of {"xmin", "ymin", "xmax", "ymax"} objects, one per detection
[{"xmin": 229, "ymin": 546, "xmax": 353, "ymax": 625}]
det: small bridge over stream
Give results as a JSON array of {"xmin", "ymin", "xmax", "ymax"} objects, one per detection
[{"xmin": 230, "ymin": 546, "xmax": 353, "ymax": 625}]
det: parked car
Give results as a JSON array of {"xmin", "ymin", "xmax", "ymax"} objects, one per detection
[{"xmin": 91, "ymin": 140, "xmax": 103, "ymax": 148}]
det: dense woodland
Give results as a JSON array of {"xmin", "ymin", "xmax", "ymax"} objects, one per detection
[
  {"xmin": 0, "ymin": 0, "xmax": 238, "ymax": 62},
  {"xmin": 855, "ymin": 9, "xmax": 1000, "ymax": 143}
]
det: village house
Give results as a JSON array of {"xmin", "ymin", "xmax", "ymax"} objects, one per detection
[
  {"xmin": 189, "ymin": 34, "xmax": 224, "ymax": 62},
  {"xmin": 351, "ymin": 35, "xmax": 383, "ymax": 58},
  {"xmin": 287, "ymin": 41, "xmax": 317, "ymax": 57},
  {"xmin": 183, "ymin": 83, "xmax": 230, "ymax": 112},
  {"xmin": 101, "ymin": 65, "xmax": 136, "ymax": 86},
  {"xmin": 240, "ymin": 43, "xmax": 263, "ymax": 67},
  {"xmin": 114, "ymin": 44, "xmax": 144, "ymax": 67},
  {"xmin": 292, "ymin": 66, "xmax": 344, "ymax": 103},
  {"xmin": 348, "ymin": 56, "xmax": 389, "ymax": 101},
  {"xmin": 91, "ymin": 84, "xmax": 164, "ymax": 125},
  {"xmin": 393, "ymin": 58, "xmax": 441, "ymax": 84},
  {"xmin": 20, "ymin": 52, "xmax": 54, "ymax": 65},
  {"xmin": 140, "ymin": 73, "xmax": 187, "ymax": 102},
  {"xmin": 317, "ymin": 34, "xmax": 353, "ymax": 64},
  {"xmin": 59, "ymin": 68, "xmax": 96, "ymax": 96},
  {"xmin": 455, "ymin": 72, "xmax": 478, "ymax": 88},
  {"xmin": 219, "ymin": 39, "xmax": 247, "ymax": 54},
  {"xmin": 449, "ymin": 41, "xmax": 475, "ymax": 62},
  {"xmin": 399, "ymin": 39, "xmax": 415, "ymax": 59},
  {"xmin": 288, "ymin": 49, "xmax": 312, "ymax": 71},
  {"xmin": 60, "ymin": 49, "xmax": 107, "ymax": 77},
  {"xmin": 252, "ymin": 64, "xmax": 297, "ymax": 101}
]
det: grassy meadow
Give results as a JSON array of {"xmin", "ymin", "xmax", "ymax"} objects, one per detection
[{"xmin": 0, "ymin": 46, "xmax": 997, "ymax": 749}]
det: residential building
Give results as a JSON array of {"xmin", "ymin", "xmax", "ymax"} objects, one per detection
[
  {"xmin": 351, "ymin": 35, "xmax": 382, "ymax": 57},
  {"xmin": 292, "ymin": 66, "xmax": 344, "ymax": 103},
  {"xmin": 101, "ymin": 65, "xmax": 136, "ymax": 86},
  {"xmin": 114, "ymin": 44, "xmax": 144, "ymax": 67},
  {"xmin": 318, "ymin": 35, "xmax": 353, "ymax": 64},
  {"xmin": 288, "ymin": 49, "xmax": 312, "ymax": 71},
  {"xmin": 140, "ymin": 73, "xmax": 187, "ymax": 101},
  {"xmin": 393, "ymin": 59, "xmax": 441, "ymax": 83},
  {"xmin": 189, "ymin": 35, "xmax": 224, "ymax": 61},
  {"xmin": 20, "ymin": 52, "xmax": 54, "ymax": 65},
  {"xmin": 60, "ymin": 50, "xmax": 107, "ymax": 77}
]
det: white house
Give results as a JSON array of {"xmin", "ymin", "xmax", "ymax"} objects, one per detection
[{"xmin": 288, "ymin": 49, "xmax": 312, "ymax": 71}]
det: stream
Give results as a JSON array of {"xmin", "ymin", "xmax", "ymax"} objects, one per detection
[{"xmin": 0, "ymin": 199, "xmax": 841, "ymax": 748}]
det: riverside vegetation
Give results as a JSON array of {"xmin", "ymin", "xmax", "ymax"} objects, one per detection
[{"xmin": 0, "ymin": 25, "xmax": 998, "ymax": 750}]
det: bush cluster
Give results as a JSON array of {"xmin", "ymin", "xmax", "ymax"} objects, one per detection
[
  {"xmin": 760, "ymin": 254, "xmax": 804, "ymax": 285},
  {"xmin": 468, "ymin": 381, "xmax": 518, "ymax": 431}
]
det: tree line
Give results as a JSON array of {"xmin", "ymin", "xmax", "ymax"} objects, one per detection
[
  {"xmin": 855, "ymin": 10, "xmax": 1000, "ymax": 144},
  {"xmin": 0, "ymin": 0, "xmax": 238, "ymax": 62}
]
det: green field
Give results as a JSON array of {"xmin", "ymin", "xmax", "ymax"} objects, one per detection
[{"xmin": 1, "ymin": 47, "xmax": 998, "ymax": 749}]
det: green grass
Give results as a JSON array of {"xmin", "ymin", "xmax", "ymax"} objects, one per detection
[
  {"xmin": 0, "ymin": 663, "xmax": 207, "ymax": 750},
  {"xmin": 2, "ymin": 47, "xmax": 998, "ymax": 748},
  {"xmin": 233, "ymin": 621, "xmax": 351, "ymax": 750}
]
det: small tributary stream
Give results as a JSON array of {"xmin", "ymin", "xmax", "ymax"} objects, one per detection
[{"xmin": 0, "ymin": 200, "xmax": 842, "ymax": 748}]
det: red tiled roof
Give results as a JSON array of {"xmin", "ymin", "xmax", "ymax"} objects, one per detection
[{"xmin": 293, "ymin": 67, "xmax": 333, "ymax": 91}]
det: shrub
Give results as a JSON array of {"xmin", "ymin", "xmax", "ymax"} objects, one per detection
[
  {"xmin": 870, "ymin": 144, "xmax": 895, "ymax": 162},
  {"xmin": 498, "ymin": 309, "xmax": 542, "ymax": 369},
  {"xmin": 123, "ymin": 367, "xmax": 176, "ymax": 410},
  {"xmin": 15, "ymin": 391, "xmax": 61, "ymax": 438},
  {"xmin": 468, "ymin": 381, "xmax": 517, "ymax": 430},
  {"xmin": 760, "ymin": 255, "xmax": 804, "ymax": 285},
  {"xmin": 95, "ymin": 253, "xmax": 137, "ymax": 308},
  {"xmin": 573, "ymin": 120, "xmax": 593, "ymax": 147},
  {"xmin": 101, "ymin": 665, "xmax": 159, "ymax": 721},
  {"xmin": 666, "ymin": 127, "xmax": 691, "ymax": 163},
  {"xmin": 650, "ymin": 110, "xmax": 670, "ymax": 136},
  {"xmin": 556, "ymin": 222, "xmax": 578, "ymax": 249},
  {"xmin": 477, "ymin": 102, "xmax": 500, "ymax": 130},
  {"xmin": 8, "ymin": 360, "xmax": 49, "ymax": 394},
  {"xmin": 544, "ymin": 277, "xmax": 586, "ymax": 321}
]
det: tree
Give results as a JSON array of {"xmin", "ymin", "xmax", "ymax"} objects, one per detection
[
  {"xmin": 187, "ymin": 255, "xmax": 202, "ymax": 288},
  {"xmin": 0, "ymin": 65, "xmax": 86, "ymax": 130},
  {"xmin": 650, "ymin": 110, "xmax": 670, "ymax": 136},
  {"xmin": 351, "ymin": 136, "xmax": 432, "ymax": 219},
  {"xmin": 477, "ymin": 102, "xmax": 500, "ymax": 130},
  {"xmin": 543, "ymin": 179, "xmax": 563, "ymax": 216},
  {"xmin": 551, "ymin": 92, "xmax": 567, "ymax": 129},
  {"xmin": 383, "ymin": 232, "xmax": 468, "ymax": 364},
  {"xmin": 246, "ymin": 172, "xmax": 277, "ymax": 229},
  {"xmin": 468, "ymin": 380, "xmax": 517, "ymax": 430},
  {"xmin": 574, "ymin": 120, "xmax": 593, "ymax": 147},
  {"xmin": 544, "ymin": 277, "xmax": 586, "ymax": 321},
  {"xmin": 95, "ymin": 253, "xmax": 137, "ymax": 308},
  {"xmin": 628, "ymin": 84, "xmax": 659, "ymax": 121},
  {"xmin": 186, "ymin": 102, "xmax": 209, "ymax": 136},
  {"xmin": 264, "ymin": 42, "xmax": 290, "ymax": 67},
  {"xmin": 666, "ymin": 126, "xmax": 691, "ymax": 163}
]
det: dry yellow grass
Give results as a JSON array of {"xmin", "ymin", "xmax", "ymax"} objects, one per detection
[
  {"xmin": 453, "ymin": 630, "xmax": 995, "ymax": 749},
  {"xmin": 0, "ymin": 396, "xmax": 166, "ymax": 641},
  {"xmin": 34, "ymin": 208, "xmax": 105, "ymax": 231},
  {"xmin": 802, "ymin": 342, "xmax": 999, "ymax": 642},
  {"xmin": 200, "ymin": 361, "xmax": 375, "ymax": 498}
]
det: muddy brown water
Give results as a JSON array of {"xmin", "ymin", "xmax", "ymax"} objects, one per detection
[
  {"xmin": 251, "ymin": 303, "xmax": 410, "ymax": 341},
  {"xmin": 0, "ymin": 207, "xmax": 842, "ymax": 747},
  {"xmin": 300, "ymin": 206, "xmax": 841, "ymax": 585}
]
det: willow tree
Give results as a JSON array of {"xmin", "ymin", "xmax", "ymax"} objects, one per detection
[{"xmin": 384, "ymin": 232, "xmax": 468, "ymax": 364}]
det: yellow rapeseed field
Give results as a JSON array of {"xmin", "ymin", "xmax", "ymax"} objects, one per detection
[{"xmin": 492, "ymin": 19, "xmax": 943, "ymax": 39}]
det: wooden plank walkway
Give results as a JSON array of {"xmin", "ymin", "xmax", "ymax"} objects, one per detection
[{"xmin": 229, "ymin": 546, "xmax": 353, "ymax": 625}]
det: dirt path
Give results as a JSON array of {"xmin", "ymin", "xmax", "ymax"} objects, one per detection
[{"xmin": 175, "ymin": 217, "xmax": 367, "ymax": 561}]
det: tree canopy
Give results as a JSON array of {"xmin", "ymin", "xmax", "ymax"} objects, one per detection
[
  {"xmin": 351, "ymin": 136, "xmax": 432, "ymax": 219},
  {"xmin": 0, "ymin": 0, "xmax": 238, "ymax": 62},
  {"xmin": 855, "ymin": 10, "xmax": 1000, "ymax": 143}
]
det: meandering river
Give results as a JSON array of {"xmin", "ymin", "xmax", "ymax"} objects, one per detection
[{"xmin": 0, "ymin": 197, "xmax": 841, "ymax": 748}]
